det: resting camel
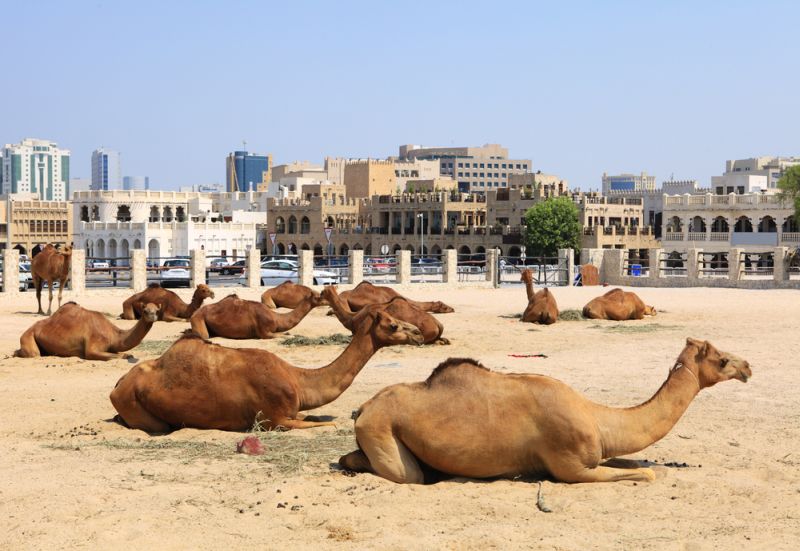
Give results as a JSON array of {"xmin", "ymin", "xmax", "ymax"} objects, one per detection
[
  {"xmin": 261, "ymin": 281, "xmax": 324, "ymax": 309},
  {"xmin": 110, "ymin": 307, "xmax": 425, "ymax": 432},
  {"xmin": 335, "ymin": 281, "xmax": 455, "ymax": 314},
  {"xmin": 121, "ymin": 283, "xmax": 215, "ymax": 321},
  {"xmin": 339, "ymin": 338, "xmax": 751, "ymax": 484},
  {"xmin": 15, "ymin": 302, "xmax": 160, "ymax": 360},
  {"xmin": 322, "ymin": 285, "xmax": 449, "ymax": 345},
  {"xmin": 520, "ymin": 269, "xmax": 558, "ymax": 325},
  {"xmin": 189, "ymin": 293, "xmax": 321, "ymax": 339},
  {"xmin": 582, "ymin": 288, "xmax": 656, "ymax": 320},
  {"xmin": 31, "ymin": 244, "xmax": 72, "ymax": 315}
]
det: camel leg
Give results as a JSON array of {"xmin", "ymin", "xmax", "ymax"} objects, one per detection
[
  {"xmin": 160, "ymin": 313, "xmax": 184, "ymax": 322},
  {"xmin": 547, "ymin": 460, "xmax": 656, "ymax": 483},
  {"xmin": 34, "ymin": 277, "xmax": 45, "ymax": 315},
  {"xmin": 110, "ymin": 373, "xmax": 171, "ymax": 434},
  {"xmin": 121, "ymin": 299, "xmax": 136, "ymax": 320},
  {"xmin": 14, "ymin": 328, "xmax": 41, "ymax": 357},
  {"xmin": 355, "ymin": 431, "xmax": 424, "ymax": 484},
  {"xmin": 47, "ymin": 282, "xmax": 54, "ymax": 315},
  {"xmin": 435, "ymin": 337, "xmax": 451, "ymax": 345},
  {"xmin": 84, "ymin": 348, "xmax": 131, "ymax": 361},
  {"xmin": 189, "ymin": 316, "xmax": 210, "ymax": 339},
  {"xmin": 275, "ymin": 417, "xmax": 336, "ymax": 430},
  {"xmin": 339, "ymin": 449, "xmax": 373, "ymax": 472},
  {"xmin": 56, "ymin": 279, "xmax": 65, "ymax": 309}
]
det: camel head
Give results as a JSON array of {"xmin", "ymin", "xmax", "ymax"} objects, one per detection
[
  {"xmin": 313, "ymin": 288, "xmax": 328, "ymax": 306},
  {"xmin": 142, "ymin": 302, "xmax": 161, "ymax": 322},
  {"xmin": 353, "ymin": 308, "xmax": 424, "ymax": 347},
  {"xmin": 520, "ymin": 269, "xmax": 533, "ymax": 285},
  {"xmin": 681, "ymin": 338, "xmax": 751, "ymax": 388},
  {"xmin": 59, "ymin": 243, "xmax": 73, "ymax": 256},
  {"xmin": 194, "ymin": 284, "xmax": 215, "ymax": 300},
  {"xmin": 320, "ymin": 285, "xmax": 339, "ymax": 307},
  {"xmin": 644, "ymin": 305, "xmax": 657, "ymax": 316},
  {"xmin": 429, "ymin": 301, "xmax": 455, "ymax": 314}
]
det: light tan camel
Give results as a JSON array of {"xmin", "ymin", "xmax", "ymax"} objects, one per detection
[
  {"xmin": 520, "ymin": 269, "xmax": 558, "ymax": 325},
  {"xmin": 189, "ymin": 293, "xmax": 321, "ymax": 339},
  {"xmin": 110, "ymin": 307, "xmax": 425, "ymax": 433},
  {"xmin": 15, "ymin": 301, "xmax": 160, "ymax": 360},
  {"xmin": 31, "ymin": 244, "xmax": 72, "ymax": 315},
  {"xmin": 261, "ymin": 281, "xmax": 324, "ymax": 309},
  {"xmin": 121, "ymin": 283, "xmax": 215, "ymax": 321},
  {"xmin": 336, "ymin": 281, "xmax": 455, "ymax": 314},
  {"xmin": 339, "ymin": 338, "xmax": 751, "ymax": 484},
  {"xmin": 322, "ymin": 285, "xmax": 449, "ymax": 345},
  {"xmin": 582, "ymin": 288, "xmax": 656, "ymax": 320}
]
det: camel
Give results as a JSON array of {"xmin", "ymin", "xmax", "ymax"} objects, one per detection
[
  {"xmin": 582, "ymin": 288, "xmax": 656, "ymax": 320},
  {"xmin": 110, "ymin": 307, "xmax": 425, "ymax": 433},
  {"xmin": 121, "ymin": 283, "xmax": 215, "ymax": 321},
  {"xmin": 520, "ymin": 269, "xmax": 558, "ymax": 325},
  {"xmin": 334, "ymin": 281, "xmax": 455, "ymax": 314},
  {"xmin": 339, "ymin": 338, "xmax": 751, "ymax": 484},
  {"xmin": 31, "ymin": 244, "xmax": 72, "ymax": 315},
  {"xmin": 189, "ymin": 293, "xmax": 321, "ymax": 339},
  {"xmin": 261, "ymin": 281, "xmax": 324, "ymax": 309},
  {"xmin": 15, "ymin": 301, "xmax": 160, "ymax": 360},
  {"xmin": 322, "ymin": 285, "xmax": 449, "ymax": 345}
]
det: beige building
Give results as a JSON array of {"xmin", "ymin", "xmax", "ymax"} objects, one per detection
[
  {"xmin": 1, "ymin": 193, "xmax": 72, "ymax": 256},
  {"xmin": 343, "ymin": 160, "xmax": 397, "ymax": 198}
]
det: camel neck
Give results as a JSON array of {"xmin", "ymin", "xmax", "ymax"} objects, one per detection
[
  {"xmin": 115, "ymin": 317, "xmax": 154, "ymax": 352},
  {"xmin": 326, "ymin": 290, "xmax": 355, "ymax": 330},
  {"xmin": 524, "ymin": 279, "xmax": 535, "ymax": 302},
  {"xmin": 295, "ymin": 324, "xmax": 377, "ymax": 410},
  {"xmin": 592, "ymin": 363, "xmax": 700, "ymax": 459},
  {"xmin": 183, "ymin": 293, "xmax": 205, "ymax": 317},
  {"xmin": 272, "ymin": 299, "xmax": 314, "ymax": 332}
]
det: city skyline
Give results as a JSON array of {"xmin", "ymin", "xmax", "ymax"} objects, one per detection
[{"xmin": 2, "ymin": 1, "xmax": 798, "ymax": 190}]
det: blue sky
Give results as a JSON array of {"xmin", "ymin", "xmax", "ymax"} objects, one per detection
[{"xmin": 3, "ymin": 0, "xmax": 798, "ymax": 190}]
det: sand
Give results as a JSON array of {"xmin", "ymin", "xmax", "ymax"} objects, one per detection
[{"xmin": 0, "ymin": 284, "xmax": 798, "ymax": 550}]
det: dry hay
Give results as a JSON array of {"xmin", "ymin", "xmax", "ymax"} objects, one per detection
[
  {"xmin": 590, "ymin": 323, "xmax": 680, "ymax": 334},
  {"xmin": 133, "ymin": 339, "xmax": 176, "ymax": 356},
  {"xmin": 282, "ymin": 334, "xmax": 352, "ymax": 346},
  {"xmin": 558, "ymin": 309, "xmax": 586, "ymax": 321}
]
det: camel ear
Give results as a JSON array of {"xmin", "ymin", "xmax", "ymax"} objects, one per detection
[{"xmin": 686, "ymin": 337, "xmax": 708, "ymax": 356}]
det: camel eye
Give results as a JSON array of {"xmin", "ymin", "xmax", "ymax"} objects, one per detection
[{"xmin": 720, "ymin": 358, "xmax": 729, "ymax": 368}]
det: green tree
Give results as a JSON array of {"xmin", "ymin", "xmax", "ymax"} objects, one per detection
[
  {"xmin": 523, "ymin": 197, "xmax": 581, "ymax": 257},
  {"xmin": 778, "ymin": 165, "xmax": 800, "ymax": 221}
]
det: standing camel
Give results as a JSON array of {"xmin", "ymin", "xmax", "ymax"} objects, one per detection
[
  {"xmin": 31, "ymin": 244, "xmax": 72, "ymax": 315},
  {"xmin": 520, "ymin": 269, "xmax": 558, "ymax": 324},
  {"xmin": 339, "ymin": 338, "xmax": 750, "ymax": 484},
  {"xmin": 121, "ymin": 283, "xmax": 215, "ymax": 321},
  {"xmin": 189, "ymin": 293, "xmax": 321, "ymax": 339},
  {"xmin": 110, "ymin": 307, "xmax": 425, "ymax": 433},
  {"xmin": 15, "ymin": 302, "xmax": 160, "ymax": 360}
]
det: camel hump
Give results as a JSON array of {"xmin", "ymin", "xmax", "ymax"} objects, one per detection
[
  {"xmin": 148, "ymin": 282, "xmax": 162, "ymax": 289},
  {"xmin": 425, "ymin": 357, "xmax": 488, "ymax": 385}
]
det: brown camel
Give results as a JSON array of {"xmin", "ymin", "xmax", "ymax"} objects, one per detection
[
  {"xmin": 31, "ymin": 244, "xmax": 72, "ymax": 315},
  {"xmin": 582, "ymin": 288, "xmax": 656, "ymax": 320},
  {"xmin": 121, "ymin": 283, "xmax": 215, "ymax": 321},
  {"xmin": 189, "ymin": 293, "xmax": 321, "ymax": 339},
  {"xmin": 322, "ymin": 285, "xmax": 449, "ymax": 345},
  {"xmin": 335, "ymin": 281, "xmax": 455, "ymax": 314},
  {"xmin": 261, "ymin": 281, "xmax": 324, "ymax": 309},
  {"xmin": 339, "ymin": 338, "xmax": 751, "ymax": 484},
  {"xmin": 15, "ymin": 301, "xmax": 160, "ymax": 360},
  {"xmin": 109, "ymin": 307, "xmax": 425, "ymax": 433},
  {"xmin": 520, "ymin": 269, "xmax": 558, "ymax": 325}
]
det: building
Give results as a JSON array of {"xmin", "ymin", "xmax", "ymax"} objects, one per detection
[
  {"xmin": 73, "ymin": 190, "xmax": 268, "ymax": 261},
  {"xmin": 179, "ymin": 183, "xmax": 225, "ymax": 193},
  {"xmin": 69, "ymin": 177, "xmax": 92, "ymax": 196},
  {"xmin": 1, "ymin": 138, "xmax": 70, "ymax": 201},
  {"xmin": 226, "ymin": 150, "xmax": 272, "ymax": 192},
  {"xmin": 0, "ymin": 193, "xmax": 72, "ymax": 255},
  {"xmin": 270, "ymin": 161, "xmax": 326, "ymax": 182},
  {"xmin": 711, "ymin": 156, "xmax": 799, "ymax": 194},
  {"xmin": 91, "ymin": 148, "xmax": 123, "ymax": 191},
  {"xmin": 343, "ymin": 160, "xmax": 396, "ymax": 198},
  {"xmin": 601, "ymin": 171, "xmax": 656, "ymax": 194},
  {"xmin": 123, "ymin": 176, "xmax": 149, "ymax": 191},
  {"xmin": 398, "ymin": 144, "xmax": 532, "ymax": 193}
]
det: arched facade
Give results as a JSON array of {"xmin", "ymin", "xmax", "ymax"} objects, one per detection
[
  {"xmin": 288, "ymin": 216, "xmax": 298, "ymax": 234},
  {"xmin": 300, "ymin": 216, "xmax": 311, "ymax": 234},
  {"xmin": 275, "ymin": 217, "xmax": 286, "ymax": 233}
]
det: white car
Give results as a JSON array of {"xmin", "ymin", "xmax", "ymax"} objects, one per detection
[
  {"xmin": 160, "ymin": 258, "xmax": 191, "ymax": 287},
  {"xmin": 241, "ymin": 259, "xmax": 338, "ymax": 286},
  {"xmin": 18, "ymin": 265, "xmax": 33, "ymax": 291}
]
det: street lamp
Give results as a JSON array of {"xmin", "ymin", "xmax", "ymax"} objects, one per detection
[{"xmin": 417, "ymin": 213, "xmax": 424, "ymax": 259}]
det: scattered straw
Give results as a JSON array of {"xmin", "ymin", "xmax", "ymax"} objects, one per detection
[
  {"xmin": 282, "ymin": 334, "xmax": 352, "ymax": 346},
  {"xmin": 590, "ymin": 323, "xmax": 680, "ymax": 334},
  {"xmin": 558, "ymin": 309, "xmax": 586, "ymax": 321},
  {"xmin": 499, "ymin": 313, "xmax": 522, "ymax": 319},
  {"xmin": 134, "ymin": 339, "xmax": 175, "ymax": 356}
]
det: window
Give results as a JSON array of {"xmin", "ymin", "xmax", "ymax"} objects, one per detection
[
  {"xmin": 472, "ymin": 163, "xmax": 477, "ymax": 168},
  {"xmin": 516, "ymin": 164, "xmax": 521, "ymax": 169},
  {"xmin": 458, "ymin": 172, "xmax": 463, "ymax": 177},
  {"xmin": 458, "ymin": 162, "xmax": 463, "ymax": 168},
  {"xmin": 480, "ymin": 163, "xmax": 484, "ymax": 168},
  {"xmin": 480, "ymin": 173, "xmax": 484, "ymax": 177},
  {"xmin": 502, "ymin": 163, "xmax": 507, "ymax": 169}
]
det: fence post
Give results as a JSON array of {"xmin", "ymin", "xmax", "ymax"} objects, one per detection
[
  {"xmin": 396, "ymin": 250, "xmax": 411, "ymax": 284},
  {"xmin": 687, "ymin": 248, "xmax": 702, "ymax": 282},
  {"xmin": 558, "ymin": 248, "xmax": 575, "ymax": 286},
  {"xmin": 190, "ymin": 249, "xmax": 206, "ymax": 287},
  {"xmin": 70, "ymin": 249, "xmax": 86, "ymax": 294},
  {"xmin": 602, "ymin": 249, "xmax": 624, "ymax": 284},
  {"xmin": 348, "ymin": 249, "xmax": 364, "ymax": 285},
  {"xmin": 485, "ymin": 248, "xmax": 498, "ymax": 286},
  {"xmin": 647, "ymin": 248, "xmax": 663, "ymax": 281},
  {"xmin": 443, "ymin": 249, "xmax": 457, "ymax": 283},
  {"xmin": 298, "ymin": 249, "xmax": 314, "ymax": 286},
  {"xmin": 2, "ymin": 249, "xmax": 20, "ymax": 295},
  {"xmin": 774, "ymin": 246, "xmax": 788, "ymax": 282},
  {"xmin": 728, "ymin": 247, "xmax": 743, "ymax": 281},
  {"xmin": 131, "ymin": 249, "xmax": 147, "ymax": 291},
  {"xmin": 246, "ymin": 248, "xmax": 261, "ymax": 288}
]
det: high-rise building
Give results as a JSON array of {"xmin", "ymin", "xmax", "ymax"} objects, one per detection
[
  {"xmin": 69, "ymin": 177, "xmax": 92, "ymax": 196},
  {"xmin": 601, "ymin": 171, "xmax": 656, "ymax": 194},
  {"xmin": 226, "ymin": 150, "xmax": 272, "ymax": 192},
  {"xmin": 0, "ymin": 138, "xmax": 70, "ymax": 201},
  {"xmin": 91, "ymin": 148, "xmax": 122, "ymax": 191},
  {"xmin": 123, "ymin": 176, "xmax": 150, "ymax": 191}
]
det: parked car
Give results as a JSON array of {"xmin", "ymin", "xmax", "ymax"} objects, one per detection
[
  {"xmin": 18, "ymin": 265, "xmax": 33, "ymax": 291},
  {"xmin": 220, "ymin": 260, "xmax": 246, "ymax": 275},
  {"xmin": 88, "ymin": 259, "xmax": 110, "ymax": 269},
  {"xmin": 365, "ymin": 257, "xmax": 396, "ymax": 273},
  {"xmin": 207, "ymin": 258, "xmax": 231, "ymax": 272},
  {"xmin": 160, "ymin": 258, "xmax": 191, "ymax": 287},
  {"xmin": 240, "ymin": 259, "xmax": 338, "ymax": 286}
]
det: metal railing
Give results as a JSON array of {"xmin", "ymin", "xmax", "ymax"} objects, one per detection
[
  {"xmin": 363, "ymin": 255, "xmax": 398, "ymax": 283},
  {"xmin": 660, "ymin": 252, "xmax": 688, "ymax": 277},
  {"xmin": 498, "ymin": 255, "xmax": 568, "ymax": 286},
  {"xmin": 313, "ymin": 255, "xmax": 349, "ymax": 284},
  {"xmin": 621, "ymin": 254, "xmax": 651, "ymax": 277},
  {"xmin": 203, "ymin": 255, "xmax": 246, "ymax": 287},
  {"xmin": 740, "ymin": 252, "xmax": 774, "ymax": 279},
  {"xmin": 458, "ymin": 253, "xmax": 487, "ymax": 282},
  {"xmin": 698, "ymin": 252, "xmax": 729, "ymax": 278},
  {"xmin": 146, "ymin": 256, "xmax": 191, "ymax": 287},
  {"xmin": 411, "ymin": 253, "xmax": 444, "ymax": 283},
  {"xmin": 86, "ymin": 256, "xmax": 133, "ymax": 288}
]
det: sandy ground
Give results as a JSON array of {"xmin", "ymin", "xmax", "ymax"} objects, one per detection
[{"xmin": 0, "ymin": 283, "xmax": 798, "ymax": 550}]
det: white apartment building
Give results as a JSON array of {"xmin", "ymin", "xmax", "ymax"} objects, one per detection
[
  {"xmin": 91, "ymin": 148, "xmax": 122, "ymax": 191},
  {"xmin": 0, "ymin": 138, "xmax": 70, "ymax": 200},
  {"xmin": 73, "ymin": 190, "xmax": 268, "ymax": 261},
  {"xmin": 711, "ymin": 156, "xmax": 799, "ymax": 194}
]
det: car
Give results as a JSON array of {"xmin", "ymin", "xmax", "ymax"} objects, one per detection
[
  {"xmin": 88, "ymin": 259, "xmax": 110, "ymax": 269},
  {"xmin": 207, "ymin": 258, "xmax": 231, "ymax": 272},
  {"xmin": 240, "ymin": 259, "xmax": 338, "ymax": 286},
  {"xmin": 365, "ymin": 257, "xmax": 397, "ymax": 273},
  {"xmin": 159, "ymin": 258, "xmax": 191, "ymax": 287},
  {"xmin": 18, "ymin": 265, "xmax": 33, "ymax": 291},
  {"xmin": 220, "ymin": 260, "xmax": 246, "ymax": 275}
]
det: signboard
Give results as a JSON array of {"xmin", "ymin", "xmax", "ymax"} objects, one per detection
[
  {"xmin": 269, "ymin": 232, "xmax": 277, "ymax": 245},
  {"xmin": 520, "ymin": 245, "xmax": 527, "ymax": 262},
  {"xmin": 380, "ymin": 244, "xmax": 389, "ymax": 255},
  {"xmin": 324, "ymin": 228, "xmax": 333, "ymax": 242}
]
